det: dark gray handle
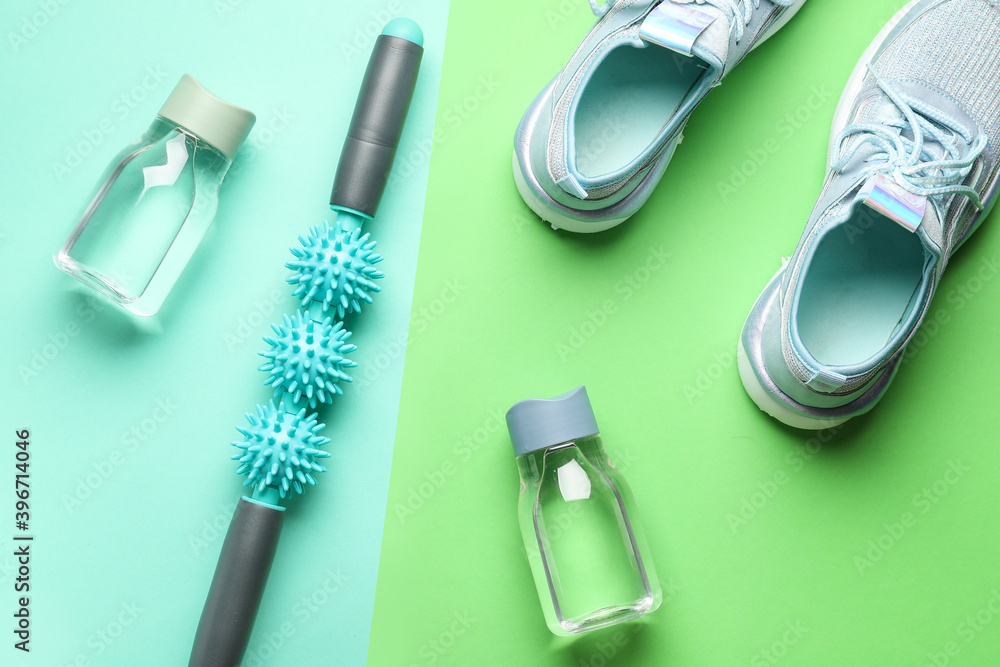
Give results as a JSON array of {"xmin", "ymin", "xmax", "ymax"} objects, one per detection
[
  {"xmin": 189, "ymin": 498, "xmax": 284, "ymax": 667},
  {"xmin": 330, "ymin": 33, "xmax": 424, "ymax": 218}
]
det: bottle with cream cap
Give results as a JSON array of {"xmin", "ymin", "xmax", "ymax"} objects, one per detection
[
  {"xmin": 55, "ymin": 74, "xmax": 255, "ymax": 317},
  {"xmin": 505, "ymin": 386, "xmax": 662, "ymax": 636}
]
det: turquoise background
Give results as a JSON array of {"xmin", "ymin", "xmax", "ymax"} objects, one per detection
[{"xmin": 1, "ymin": 0, "xmax": 448, "ymax": 664}]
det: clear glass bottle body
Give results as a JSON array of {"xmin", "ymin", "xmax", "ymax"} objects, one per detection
[
  {"xmin": 54, "ymin": 117, "xmax": 231, "ymax": 317},
  {"xmin": 516, "ymin": 434, "xmax": 661, "ymax": 635}
]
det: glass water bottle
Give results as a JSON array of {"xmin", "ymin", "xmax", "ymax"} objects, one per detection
[
  {"xmin": 54, "ymin": 74, "xmax": 255, "ymax": 317},
  {"xmin": 506, "ymin": 386, "xmax": 662, "ymax": 636}
]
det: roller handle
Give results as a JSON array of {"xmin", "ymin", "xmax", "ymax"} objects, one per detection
[
  {"xmin": 330, "ymin": 29, "xmax": 424, "ymax": 219},
  {"xmin": 189, "ymin": 498, "xmax": 284, "ymax": 667}
]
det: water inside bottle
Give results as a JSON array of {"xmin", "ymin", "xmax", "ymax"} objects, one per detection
[
  {"xmin": 533, "ymin": 441, "xmax": 655, "ymax": 632},
  {"xmin": 58, "ymin": 130, "xmax": 197, "ymax": 300}
]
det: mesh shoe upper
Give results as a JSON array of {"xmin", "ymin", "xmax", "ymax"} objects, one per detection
[
  {"xmin": 514, "ymin": 0, "xmax": 801, "ymax": 225},
  {"xmin": 743, "ymin": 0, "xmax": 1000, "ymax": 425}
]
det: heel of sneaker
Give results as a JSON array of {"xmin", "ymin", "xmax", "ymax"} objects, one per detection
[
  {"xmin": 511, "ymin": 151, "xmax": 631, "ymax": 233},
  {"xmin": 737, "ymin": 338, "xmax": 851, "ymax": 430}
]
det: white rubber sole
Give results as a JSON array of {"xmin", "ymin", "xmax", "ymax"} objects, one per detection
[
  {"xmin": 512, "ymin": 0, "xmax": 808, "ymax": 233},
  {"xmin": 736, "ymin": 265, "xmax": 851, "ymax": 430},
  {"xmin": 737, "ymin": 338, "xmax": 850, "ymax": 430},
  {"xmin": 511, "ymin": 152, "xmax": 629, "ymax": 233},
  {"xmin": 739, "ymin": 2, "xmax": 925, "ymax": 430},
  {"xmin": 827, "ymin": 0, "xmax": 923, "ymax": 163}
]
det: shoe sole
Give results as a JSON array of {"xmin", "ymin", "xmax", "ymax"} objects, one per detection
[
  {"xmin": 738, "ymin": 0, "xmax": 923, "ymax": 429},
  {"xmin": 511, "ymin": 151, "xmax": 634, "ymax": 232},
  {"xmin": 736, "ymin": 266, "xmax": 851, "ymax": 430},
  {"xmin": 513, "ymin": 0, "xmax": 809, "ymax": 233},
  {"xmin": 737, "ymin": 339, "xmax": 851, "ymax": 430}
]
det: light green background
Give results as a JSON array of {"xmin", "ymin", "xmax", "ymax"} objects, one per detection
[
  {"xmin": 1, "ymin": 0, "xmax": 448, "ymax": 665},
  {"xmin": 368, "ymin": 1, "xmax": 1000, "ymax": 666}
]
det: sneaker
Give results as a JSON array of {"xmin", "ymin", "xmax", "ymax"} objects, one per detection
[
  {"xmin": 513, "ymin": 0, "xmax": 806, "ymax": 233},
  {"xmin": 738, "ymin": 0, "xmax": 999, "ymax": 429}
]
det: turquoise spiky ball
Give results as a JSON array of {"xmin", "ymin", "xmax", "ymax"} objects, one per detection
[
  {"xmin": 232, "ymin": 401, "xmax": 331, "ymax": 498},
  {"xmin": 258, "ymin": 310, "xmax": 357, "ymax": 408},
  {"xmin": 286, "ymin": 219, "xmax": 384, "ymax": 318}
]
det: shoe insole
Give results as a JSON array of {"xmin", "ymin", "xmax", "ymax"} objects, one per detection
[
  {"xmin": 573, "ymin": 44, "xmax": 708, "ymax": 178},
  {"xmin": 797, "ymin": 212, "xmax": 925, "ymax": 367}
]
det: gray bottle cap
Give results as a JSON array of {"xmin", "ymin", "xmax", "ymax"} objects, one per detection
[
  {"xmin": 505, "ymin": 386, "xmax": 599, "ymax": 456},
  {"xmin": 158, "ymin": 74, "xmax": 255, "ymax": 160}
]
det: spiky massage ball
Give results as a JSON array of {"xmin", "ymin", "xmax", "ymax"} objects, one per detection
[
  {"xmin": 286, "ymin": 219, "xmax": 384, "ymax": 318},
  {"xmin": 232, "ymin": 400, "xmax": 332, "ymax": 498},
  {"xmin": 258, "ymin": 310, "xmax": 357, "ymax": 408}
]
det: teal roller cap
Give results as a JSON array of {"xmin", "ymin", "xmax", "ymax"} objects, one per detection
[{"xmin": 381, "ymin": 17, "xmax": 423, "ymax": 46}]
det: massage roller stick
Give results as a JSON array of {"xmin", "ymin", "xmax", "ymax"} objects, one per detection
[{"xmin": 188, "ymin": 19, "xmax": 423, "ymax": 666}]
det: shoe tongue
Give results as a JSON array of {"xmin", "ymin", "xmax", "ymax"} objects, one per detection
[
  {"xmin": 637, "ymin": 1, "xmax": 730, "ymax": 65},
  {"xmin": 839, "ymin": 87, "xmax": 959, "ymax": 253},
  {"xmin": 850, "ymin": 172, "xmax": 944, "ymax": 256},
  {"xmin": 856, "ymin": 173, "xmax": 928, "ymax": 233}
]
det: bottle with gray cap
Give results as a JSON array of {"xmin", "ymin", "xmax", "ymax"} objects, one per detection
[
  {"xmin": 55, "ymin": 74, "xmax": 255, "ymax": 317},
  {"xmin": 506, "ymin": 386, "xmax": 661, "ymax": 636}
]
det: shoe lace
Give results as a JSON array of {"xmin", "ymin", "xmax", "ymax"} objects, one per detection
[
  {"xmin": 832, "ymin": 67, "xmax": 987, "ymax": 209},
  {"xmin": 589, "ymin": 0, "xmax": 795, "ymax": 42}
]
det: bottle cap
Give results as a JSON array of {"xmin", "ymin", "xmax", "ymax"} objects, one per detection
[
  {"xmin": 157, "ymin": 74, "xmax": 256, "ymax": 160},
  {"xmin": 505, "ymin": 386, "xmax": 600, "ymax": 456}
]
